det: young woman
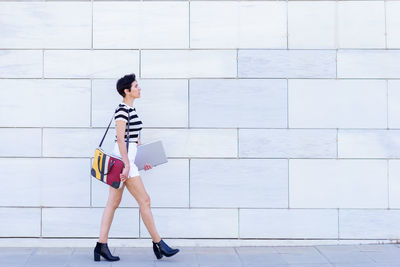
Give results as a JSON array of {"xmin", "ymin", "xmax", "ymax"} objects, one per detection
[{"xmin": 94, "ymin": 73, "xmax": 180, "ymax": 262}]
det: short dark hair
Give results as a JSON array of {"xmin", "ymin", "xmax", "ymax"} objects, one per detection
[{"xmin": 116, "ymin": 73, "xmax": 136, "ymax": 97}]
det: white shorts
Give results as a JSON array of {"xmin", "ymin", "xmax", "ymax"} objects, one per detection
[{"xmin": 112, "ymin": 141, "xmax": 140, "ymax": 179}]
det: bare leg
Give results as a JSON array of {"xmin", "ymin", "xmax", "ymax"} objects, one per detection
[
  {"xmin": 98, "ymin": 183, "xmax": 125, "ymax": 243},
  {"xmin": 124, "ymin": 175, "xmax": 161, "ymax": 243}
]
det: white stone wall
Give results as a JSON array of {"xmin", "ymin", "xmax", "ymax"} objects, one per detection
[{"xmin": 1, "ymin": 0, "xmax": 400, "ymax": 245}]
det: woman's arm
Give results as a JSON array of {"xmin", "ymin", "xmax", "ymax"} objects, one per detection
[{"xmin": 116, "ymin": 120, "xmax": 130, "ymax": 168}]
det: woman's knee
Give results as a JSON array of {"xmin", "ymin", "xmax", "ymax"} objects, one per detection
[
  {"xmin": 108, "ymin": 198, "xmax": 122, "ymax": 209},
  {"xmin": 139, "ymin": 194, "xmax": 151, "ymax": 208},
  {"xmin": 108, "ymin": 189, "xmax": 124, "ymax": 209}
]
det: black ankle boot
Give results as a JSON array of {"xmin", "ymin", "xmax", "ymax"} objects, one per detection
[
  {"xmin": 152, "ymin": 239, "xmax": 180, "ymax": 259},
  {"xmin": 94, "ymin": 241, "xmax": 120, "ymax": 261}
]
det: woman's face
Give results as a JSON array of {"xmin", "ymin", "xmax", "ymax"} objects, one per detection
[{"xmin": 128, "ymin": 80, "xmax": 141, "ymax": 98}]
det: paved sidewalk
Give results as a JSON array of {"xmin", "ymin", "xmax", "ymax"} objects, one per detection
[{"xmin": 2, "ymin": 244, "xmax": 400, "ymax": 266}]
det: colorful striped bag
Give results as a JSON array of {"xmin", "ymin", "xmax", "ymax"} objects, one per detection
[{"xmin": 91, "ymin": 108, "xmax": 130, "ymax": 189}]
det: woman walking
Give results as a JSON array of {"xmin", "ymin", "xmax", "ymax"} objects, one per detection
[{"xmin": 94, "ymin": 73, "xmax": 180, "ymax": 262}]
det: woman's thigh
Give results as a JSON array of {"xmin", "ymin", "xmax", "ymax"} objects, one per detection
[
  {"xmin": 124, "ymin": 176, "xmax": 150, "ymax": 205},
  {"xmin": 107, "ymin": 182, "xmax": 125, "ymax": 204}
]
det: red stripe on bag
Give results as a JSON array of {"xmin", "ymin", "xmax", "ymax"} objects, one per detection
[{"xmin": 107, "ymin": 156, "xmax": 124, "ymax": 188}]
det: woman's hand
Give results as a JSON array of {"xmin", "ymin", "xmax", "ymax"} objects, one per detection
[
  {"xmin": 120, "ymin": 165, "xmax": 130, "ymax": 182},
  {"xmin": 144, "ymin": 163, "xmax": 152, "ymax": 171}
]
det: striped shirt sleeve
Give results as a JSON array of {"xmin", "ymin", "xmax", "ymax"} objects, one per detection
[{"xmin": 114, "ymin": 107, "xmax": 129, "ymax": 123}]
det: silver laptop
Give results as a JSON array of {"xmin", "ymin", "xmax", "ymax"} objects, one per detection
[{"xmin": 134, "ymin": 140, "xmax": 168, "ymax": 170}]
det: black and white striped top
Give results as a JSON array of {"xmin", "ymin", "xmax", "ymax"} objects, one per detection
[{"xmin": 114, "ymin": 102, "xmax": 143, "ymax": 143}]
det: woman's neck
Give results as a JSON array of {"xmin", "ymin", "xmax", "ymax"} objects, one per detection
[{"xmin": 122, "ymin": 97, "xmax": 134, "ymax": 108}]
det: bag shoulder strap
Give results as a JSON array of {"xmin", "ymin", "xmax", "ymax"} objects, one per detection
[{"xmin": 99, "ymin": 107, "xmax": 130, "ymax": 151}]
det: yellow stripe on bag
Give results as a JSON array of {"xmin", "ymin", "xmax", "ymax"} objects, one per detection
[{"xmin": 92, "ymin": 149, "xmax": 103, "ymax": 181}]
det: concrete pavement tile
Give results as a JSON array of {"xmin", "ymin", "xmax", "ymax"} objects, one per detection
[
  {"xmin": 357, "ymin": 244, "xmax": 400, "ymax": 252},
  {"xmin": 33, "ymin": 247, "xmax": 74, "ymax": 256},
  {"xmin": 68, "ymin": 247, "xmax": 111, "ymax": 267},
  {"xmin": 315, "ymin": 245, "xmax": 375, "ymax": 264},
  {"xmin": 236, "ymin": 246, "xmax": 277, "ymax": 254},
  {"xmin": 274, "ymin": 246, "xmax": 330, "ymax": 264},
  {"xmin": 112, "ymin": 247, "xmax": 155, "ymax": 266},
  {"xmin": 195, "ymin": 247, "xmax": 242, "ymax": 266},
  {"xmin": 0, "ymin": 247, "xmax": 34, "ymax": 266},
  {"xmin": 333, "ymin": 264, "xmax": 395, "ymax": 267},
  {"xmin": 235, "ymin": 246, "xmax": 287, "ymax": 266},
  {"xmin": 0, "ymin": 244, "xmax": 399, "ymax": 267},
  {"xmin": 24, "ymin": 247, "xmax": 73, "ymax": 267},
  {"xmin": 155, "ymin": 260, "xmax": 198, "ymax": 267},
  {"xmin": 154, "ymin": 247, "xmax": 197, "ymax": 267},
  {"xmin": 198, "ymin": 264, "xmax": 242, "ymax": 267},
  {"xmin": 356, "ymin": 243, "xmax": 400, "ymax": 263},
  {"xmin": 316, "ymin": 245, "xmax": 360, "ymax": 252},
  {"xmin": 286, "ymin": 264, "xmax": 334, "ymax": 267},
  {"xmin": 242, "ymin": 264, "xmax": 286, "ymax": 267},
  {"xmin": 69, "ymin": 264, "xmax": 111, "ymax": 267},
  {"xmin": 361, "ymin": 251, "xmax": 400, "ymax": 263}
]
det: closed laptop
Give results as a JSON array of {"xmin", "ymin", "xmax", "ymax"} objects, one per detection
[{"xmin": 134, "ymin": 140, "xmax": 168, "ymax": 170}]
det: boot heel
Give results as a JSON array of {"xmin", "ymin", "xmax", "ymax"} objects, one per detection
[
  {"xmin": 94, "ymin": 251, "xmax": 101, "ymax": 261},
  {"xmin": 155, "ymin": 252, "xmax": 163, "ymax": 259},
  {"xmin": 152, "ymin": 243, "xmax": 163, "ymax": 259},
  {"xmin": 154, "ymin": 247, "xmax": 163, "ymax": 259}
]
